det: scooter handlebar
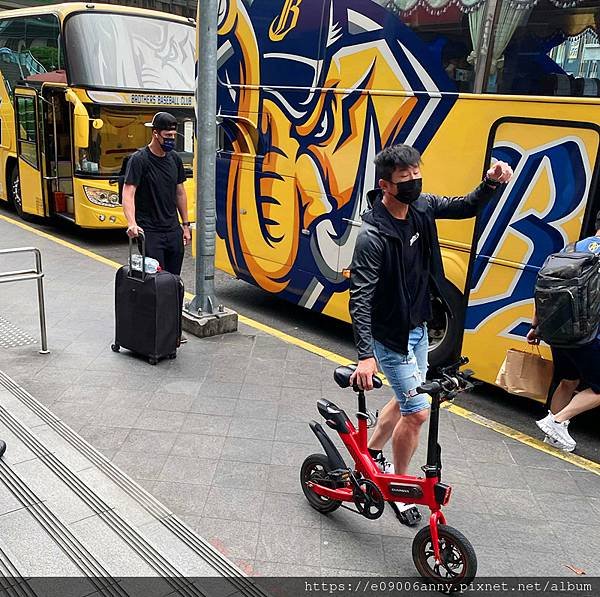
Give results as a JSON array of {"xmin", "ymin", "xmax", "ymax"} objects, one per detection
[
  {"xmin": 416, "ymin": 381, "xmax": 441, "ymax": 395},
  {"xmin": 416, "ymin": 361, "xmax": 474, "ymax": 398}
]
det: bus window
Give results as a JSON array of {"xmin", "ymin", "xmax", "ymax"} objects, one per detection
[
  {"xmin": 78, "ymin": 106, "xmax": 195, "ymax": 177},
  {"xmin": 0, "ymin": 15, "xmax": 62, "ymax": 95},
  {"xmin": 65, "ymin": 13, "xmax": 194, "ymax": 92},
  {"xmin": 16, "ymin": 95, "xmax": 38, "ymax": 168},
  {"xmin": 483, "ymin": 0, "xmax": 599, "ymax": 96},
  {"xmin": 372, "ymin": 1, "xmax": 479, "ymax": 93}
]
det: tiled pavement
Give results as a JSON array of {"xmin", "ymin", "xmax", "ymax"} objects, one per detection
[{"xmin": 1, "ymin": 216, "xmax": 600, "ymax": 579}]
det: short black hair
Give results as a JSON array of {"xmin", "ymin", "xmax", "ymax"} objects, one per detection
[
  {"xmin": 595, "ymin": 209, "xmax": 600, "ymax": 231},
  {"xmin": 374, "ymin": 145, "xmax": 422, "ymax": 181}
]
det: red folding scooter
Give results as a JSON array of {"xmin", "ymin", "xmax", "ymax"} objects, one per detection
[{"xmin": 301, "ymin": 358, "xmax": 477, "ymax": 589}]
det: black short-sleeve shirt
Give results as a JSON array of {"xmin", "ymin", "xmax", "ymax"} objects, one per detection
[{"xmin": 124, "ymin": 147, "xmax": 186, "ymax": 232}]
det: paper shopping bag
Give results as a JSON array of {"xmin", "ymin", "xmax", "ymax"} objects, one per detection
[{"xmin": 496, "ymin": 347, "xmax": 553, "ymax": 401}]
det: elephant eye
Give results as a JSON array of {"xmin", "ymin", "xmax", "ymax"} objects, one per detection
[{"xmin": 315, "ymin": 114, "xmax": 328, "ymax": 139}]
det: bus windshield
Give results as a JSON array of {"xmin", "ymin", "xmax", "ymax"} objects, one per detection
[
  {"xmin": 77, "ymin": 106, "xmax": 195, "ymax": 177},
  {"xmin": 65, "ymin": 12, "xmax": 195, "ymax": 92}
]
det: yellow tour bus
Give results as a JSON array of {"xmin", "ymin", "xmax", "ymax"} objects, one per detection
[
  {"xmin": 214, "ymin": 0, "xmax": 600, "ymax": 396},
  {"xmin": 0, "ymin": 2, "xmax": 195, "ymax": 228}
]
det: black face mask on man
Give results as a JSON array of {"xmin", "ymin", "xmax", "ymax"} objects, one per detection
[{"xmin": 391, "ymin": 178, "xmax": 422, "ymax": 204}]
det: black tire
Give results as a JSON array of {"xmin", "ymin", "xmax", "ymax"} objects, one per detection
[
  {"xmin": 8, "ymin": 166, "xmax": 25, "ymax": 219},
  {"xmin": 300, "ymin": 453, "xmax": 342, "ymax": 514},
  {"xmin": 111, "ymin": 344, "xmax": 120, "ymax": 353},
  {"xmin": 168, "ymin": 352, "xmax": 177, "ymax": 360},
  {"xmin": 412, "ymin": 524, "xmax": 477, "ymax": 591},
  {"xmin": 428, "ymin": 283, "xmax": 464, "ymax": 370},
  {"xmin": 148, "ymin": 357, "xmax": 158, "ymax": 366}
]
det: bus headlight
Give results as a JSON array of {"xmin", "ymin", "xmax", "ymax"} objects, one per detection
[{"xmin": 83, "ymin": 186, "xmax": 120, "ymax": 207}]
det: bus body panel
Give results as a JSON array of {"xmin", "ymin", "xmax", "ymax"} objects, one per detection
[{"xmin": 214, "ymin": 0, "xmax": 600, "ymax": 399}]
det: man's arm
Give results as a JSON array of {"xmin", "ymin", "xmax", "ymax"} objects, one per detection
[
  {"xmin": 527, "ymin": 310, "xmax": 540, "ymax": 345},
  {"xmin": 175, "ymin": 156, "xmax": 191, "ymax": 245},
  {"xmin": 123, "ymin": 154, "xmax": 144, "ymax": 238},
  {"xmin": 122, "ymin": 184, "xmax": 142, "ymax": 238},
  {"xmin": 176, "ymin": 183, "xmax": 191, "ymax": 246},
  {"xmin": 430, "ymin": 161, "xmax": 513, "ymax": 220},
  {"xmin": 348, "ymin": 227, "xmax": 383, "ymax": 390}
]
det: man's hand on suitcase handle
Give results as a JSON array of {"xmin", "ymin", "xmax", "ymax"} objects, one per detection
[{"xmin": 127, "ymin": 224, "xmax": 144, "ymax": 239}]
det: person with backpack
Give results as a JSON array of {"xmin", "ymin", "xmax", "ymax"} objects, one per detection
[
  {"xmin": 528, "ymin": 209, "xmax": 600, "ymax": 452},
  {"xmin": 122, "ymin": 112, "xmax": 191, "ymax": 277}
]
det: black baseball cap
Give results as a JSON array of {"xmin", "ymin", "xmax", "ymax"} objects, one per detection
[
  {"xmin": 595, "ymin": 209, "xmax": 600, "ymax": 231},
  {"xmin": 145, "ymin": 112, "xmax": 177, "ymax": 131}
]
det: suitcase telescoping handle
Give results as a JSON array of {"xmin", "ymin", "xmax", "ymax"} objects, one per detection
[{"xmin": 128, "ymin": 231, "xmax": 146, "ymax": 280}]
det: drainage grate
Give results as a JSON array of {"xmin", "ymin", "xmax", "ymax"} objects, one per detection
[{"xmin": 0, "ymin": 315, "xmax": 36, "ymax": 348}]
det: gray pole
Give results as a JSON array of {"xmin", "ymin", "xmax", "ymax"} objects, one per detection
[{"xmin": 189, "ymin": 0, "xmax": 218, "ymax": 315}]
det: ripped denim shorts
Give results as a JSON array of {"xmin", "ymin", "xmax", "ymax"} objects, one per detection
[{"xmin": 373, "ymin": 324, "xmax": 430, "ymax": 416}]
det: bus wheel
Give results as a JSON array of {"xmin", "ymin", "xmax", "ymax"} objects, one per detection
[
  {"xmin": 9, "ymin": 166, "xmax": 25, "ymax": 219},
  {"xmin": 428, "ymin": 283, "xmax": 463, "ymax": 369}
]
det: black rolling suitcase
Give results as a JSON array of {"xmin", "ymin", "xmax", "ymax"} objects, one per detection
[{"xmin": 111, "ymin": 234, "xmax": 184, "ymax": 365}]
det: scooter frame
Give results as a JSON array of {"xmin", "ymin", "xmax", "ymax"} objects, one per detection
[{"xmin": 306, "ymin": 360, "xmax": 471, "ymax": 564}]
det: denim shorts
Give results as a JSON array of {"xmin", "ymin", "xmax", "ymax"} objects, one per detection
[{"xmin": 373, "ymin": 324, "xmax": 430, "ymax": 416}]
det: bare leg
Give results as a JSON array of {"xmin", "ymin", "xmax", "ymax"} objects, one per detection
[
  {"xmin": 368, "ymin": 397, "xmax": 400, "ymax": 451},
  {"xmin": 391, "ymin": 409, "xmax": 429, "ymax": 475},
  {"xmin": 549, "ymin": 379, "xmax": 579, "ymax": 414},
  {"xmin": 554, "ymin": 388, "xmax": 600, "ymax": 423}
]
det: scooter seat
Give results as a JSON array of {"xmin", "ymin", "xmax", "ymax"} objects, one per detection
[{"xmin": 334, "ymin": 365, "xmax": 383, "ymax": 389}]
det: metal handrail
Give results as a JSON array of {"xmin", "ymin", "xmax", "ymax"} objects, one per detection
[{"xmin": 0, "ymin": 247, "xmax": 49, "ymax": 354}]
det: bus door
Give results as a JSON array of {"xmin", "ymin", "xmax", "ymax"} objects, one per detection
[
  {"xmin": 462, "ymin": 118, "xmax": 600, "ymax": 384},
  {"xmin": 41, "ymin": 85, "xmax": 74, "ymax": 219},
  {"xmin": 14, "ymin": 86, "xmax": 47, "ymax": 217}
]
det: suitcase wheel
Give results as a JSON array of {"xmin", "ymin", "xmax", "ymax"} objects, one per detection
[
  {"xmin": 168, "ymin": 352, "xmax": 176, "ymax": 360},
  {"xmin": 148, "ymin": 357, "xmax": 158, "ymax": 366},
  {"xmin": 111, "ymin": 344, "xmax": 120, "ymax": 353}
]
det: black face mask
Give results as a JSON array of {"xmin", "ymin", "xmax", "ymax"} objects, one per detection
[{"xmin": 390, "ymin": 178, "xmax": 422, "ymax": 204}]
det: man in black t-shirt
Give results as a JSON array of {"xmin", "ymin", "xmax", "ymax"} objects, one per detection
[{"xmin": 122, "ymin": 111, "xmax": 191, "ymax": 276}]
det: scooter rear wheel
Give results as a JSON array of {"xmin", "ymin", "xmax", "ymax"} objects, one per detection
[
  {"xmin": 300, "ymin": 453, "xmax": 342, "ymax": 514},
  {"xmin": 412, "ymin": 524, "xmax": 477, "ymax": 592}
]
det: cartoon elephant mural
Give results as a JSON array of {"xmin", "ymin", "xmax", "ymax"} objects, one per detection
[{"xmin": 216, "ymin": 0, "xmax": 457, "ymax": 311}]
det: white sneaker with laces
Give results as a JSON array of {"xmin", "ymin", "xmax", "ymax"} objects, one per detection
[
  {"xmin": 376, "ymin": 456, "xmax": 395, "ymax": 475},
  {"xmin": 536, "ymin": 412, "xmax": 576, "ymax": 451},
  {"xmin": 543, "ymin": 435, "xmax": 575, "ymax": 452}
]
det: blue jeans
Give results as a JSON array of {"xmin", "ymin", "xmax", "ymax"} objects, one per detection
[{"xmin": 374, "ymin": 324, "xmax": 430, "ymax": 415}]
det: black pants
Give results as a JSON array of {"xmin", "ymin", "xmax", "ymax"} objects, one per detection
[
  {"xmin": 142, "ymin": 228, "xmax": 184, "ymax": 275},
  {"xmin": 551, "ymin": 340, "xmax": 600, "ymax": 394}
]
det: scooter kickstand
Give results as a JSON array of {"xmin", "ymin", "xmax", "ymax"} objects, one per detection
[{"xmin": 388, "ymin": 501, "xmax": 422, "ymax": 527}]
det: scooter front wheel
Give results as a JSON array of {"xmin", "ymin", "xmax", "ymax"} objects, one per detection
[
  {"xmin": 300, "ymin": 453, "xmax": 342, "ymax": 514},
  {"xmin": 412, "ymin": 524, "xmax": 477, "ymax": 592}
]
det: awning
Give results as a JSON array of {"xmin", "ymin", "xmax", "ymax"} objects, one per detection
[{"xmin": 381, "ymin": 0, "xmax": 590, "ymax": 15}]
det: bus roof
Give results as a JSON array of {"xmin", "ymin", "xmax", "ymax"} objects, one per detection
[{"xmin": 0, "ymin": 2, "xmax": 194, "ymax": 25}]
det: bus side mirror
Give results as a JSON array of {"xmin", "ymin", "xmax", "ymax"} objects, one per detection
[{"xmin": 65, "ymin": 88, "xmax": 90, "ymax": 149}]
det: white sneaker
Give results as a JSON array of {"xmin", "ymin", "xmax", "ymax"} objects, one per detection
[
  {"xmin": 543, "ymin": 435, "xmax": 575, "ymax": 452},
  {"xmin": 382, "ymin": 461, "xmax": 395, "ymax": 474},
  {"xmin": 376, "ymin": 455, "xmax": 395, "ymax": 474},
  {"xmin": 536, "ymin": 412, "xmax": 576, "ymax": 451}
]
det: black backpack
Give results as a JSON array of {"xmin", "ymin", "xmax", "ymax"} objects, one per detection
[{"xmin": 534, "ymin": 243, "xmax": 600, "ymax": 347}]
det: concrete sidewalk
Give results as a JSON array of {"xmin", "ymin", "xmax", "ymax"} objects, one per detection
[{"xmin": 1, "ymin": 215, "xmax": 600, "ymax": 581}]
